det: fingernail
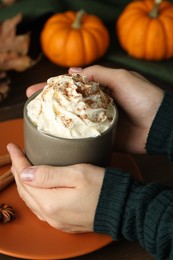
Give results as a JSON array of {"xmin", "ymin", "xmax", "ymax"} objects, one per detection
[
  {"xmin": 20, "ymin": 167, "xmax": 35, "ymax": 182},
  {"xmin": 7, "ymin": 143, "xmax": 14, "ymax": 152},
  {"xmin": 70, "ymin": 67, "xmax": 83, "ymax": 73}
]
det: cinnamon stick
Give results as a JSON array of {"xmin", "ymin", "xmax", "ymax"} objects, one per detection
[
  {"xmin": 0, "ymin": 169, "xmax": 14, "ymax": 191},
  {"xmin": 0, "ymin": 154, "xmax": 11, "ymax": 166}
]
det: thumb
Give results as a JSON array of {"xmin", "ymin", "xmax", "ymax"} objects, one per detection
[
  {"xmin": 69, "ymin": 65, "xmax": 116, "ymax": 90},
  {"xmin": 20, "ymin": 165, "xmax": 75, "ymax": 188},
  {"xmin": 26, "ymin": 83, "xmax": 45, "ymax": 98}
]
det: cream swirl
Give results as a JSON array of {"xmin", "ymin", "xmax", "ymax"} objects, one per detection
[{"xmin": 27, "ymin": 73, "xmax": 116, "ymax": 138}]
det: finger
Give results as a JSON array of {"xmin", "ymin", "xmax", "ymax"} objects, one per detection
[
  {"xmin": 7, "ymin": 143, "xmax": 31, "ymax": 175},
  {"xmin": 7, "ymin": 143, "xmax": 32, "ymax": 196},
  {"xmin": 68, "ymin": 67, "xmax": 83, "ymax": 74},
  {"xmin": 26, "ymin": 83, "xmax": 45, "ymax": 98},
  {"xmin": 69, "ymin": 65, "xmax": 116, "ymax": 90},
  {"xmin": 19, "ymin": 164, "xmax": 78, "ymax": 189},
  {"xmin": 7, "ymin": 144, "xmax": 45, "ymax": 220},
  {"xmin": 7, "ymin": 143, "xmax": 76, "ymax": 188}
]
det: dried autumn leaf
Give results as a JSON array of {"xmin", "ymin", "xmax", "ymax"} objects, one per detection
[
  {"xmin": 0, "ymin": 13, "xmax": 30, "ymax": 54},
  {"xmin": 0, "ymin": 13, "xmax": 38, "ymax": 71},
  {"xmin": 0, "ymin": 12, "xmax": 39, "ymax": 103},
  {"xmin": 0, "ymin": 71, "xmax": 10, "ymax": 102},
  {"xmin": 0, "ymin": 51, "xmax": 19, "ymax": 61},
  {"xmin": 0, "ymin": 54, "xmax": 39, "ymax": 71}
]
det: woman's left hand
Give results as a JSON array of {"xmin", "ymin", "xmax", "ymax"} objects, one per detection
[{"xmin": 7, "ymin": 143, "xmax": 105, "ymax": 233}]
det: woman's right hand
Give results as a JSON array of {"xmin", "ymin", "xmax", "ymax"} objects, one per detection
[{"xmin": 69, "ymin": 65, "xmax": 164, "ymax": 154}]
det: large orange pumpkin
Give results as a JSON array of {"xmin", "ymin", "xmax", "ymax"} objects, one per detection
[
  {"xmin": 116, "ymin": 0, "xmax": 173, "ymax": 61},
  {"xmin": 40, "ymin": 10, "xmax": 110, "ymax": 67}
]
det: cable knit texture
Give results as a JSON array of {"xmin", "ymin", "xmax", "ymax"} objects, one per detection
[{"xmin": 94, "ymin": 91, "xmax": 173, "ymax": 259}]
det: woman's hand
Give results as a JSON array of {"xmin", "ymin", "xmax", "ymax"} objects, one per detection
[
  {"xmin": 69, "ymin": 66, "xmax": 164, "ymax": 154},
  {"xmin": 7, "ymin": 143, "xmax": 105, "ymax": 233}
]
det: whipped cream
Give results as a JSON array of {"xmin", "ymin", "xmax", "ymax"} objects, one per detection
[{"xmin": 27, "ymin": 73, "xmax": 116, "ymax": 139}]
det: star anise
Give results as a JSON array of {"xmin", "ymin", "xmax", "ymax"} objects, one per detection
[{"xmin": 0, "ymin": 203, "xmax": 15, "ymax": 223}]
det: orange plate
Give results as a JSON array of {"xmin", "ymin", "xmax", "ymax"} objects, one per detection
[{"xmin": 0, "ymin": 119, "xmax": 142, "ymax": 259}]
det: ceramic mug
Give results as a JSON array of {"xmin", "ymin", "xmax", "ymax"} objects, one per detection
[{"xmin": 23, "ymin": 90, "xmax": 118, "ymax": 166}]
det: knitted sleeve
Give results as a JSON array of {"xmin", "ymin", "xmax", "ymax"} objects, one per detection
[
  {"xmin": 146, "ymin": 91, "xmax": 173, "ymax": 160},
  {"xmin": 94, "ymin": 91, "xmax": 173, "ymax": 259},
  {"xmin": 94, "ymin": 168, "xmax": 173, "ymax": 259}
]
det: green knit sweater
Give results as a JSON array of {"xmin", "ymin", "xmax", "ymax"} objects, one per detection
[{"xmin": 94, "ymin": 91, "xmax": 173, "ymax": 259}]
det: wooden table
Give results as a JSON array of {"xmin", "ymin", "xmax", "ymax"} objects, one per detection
[{"xmin": 1, "ymin": 56, "xmax": 173, "ymax": 260}]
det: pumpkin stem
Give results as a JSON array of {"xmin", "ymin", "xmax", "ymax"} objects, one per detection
[
  {"xmin": 72, "ymin": 10, "xmax": 85, "ymax": 29},
  {"xmin": 149, "ymin": 0, "xmax": 162, "ymax": 18}
]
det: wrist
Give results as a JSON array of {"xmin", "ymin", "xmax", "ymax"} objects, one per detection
[
  {"xmin": 94, "ymin": 167, "xmax": 132, "ymax": 240},
  {"xmin": 146, "ymin": 91, "xmax": 173, "ymax": 160}
]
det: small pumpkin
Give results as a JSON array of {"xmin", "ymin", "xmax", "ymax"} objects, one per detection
[
  {"xmin": 116, "ymin": 0, "xmax": 173, "ymax": 61},
  {"xmin": 40, "ymin": 10, "xmax": 110, "ymax": 67}
]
